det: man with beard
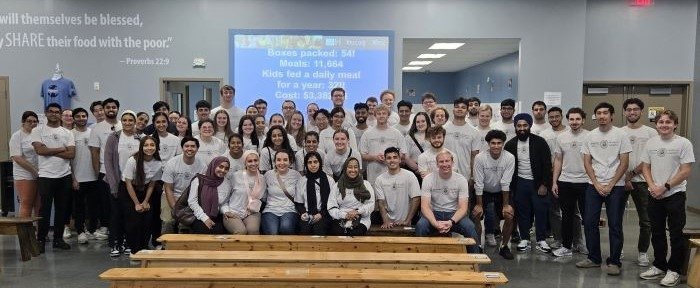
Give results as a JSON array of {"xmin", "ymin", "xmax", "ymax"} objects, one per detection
[
  {"xmin": 539, "ymin": 106, "xmax": 569, "ymax": 249},
  {"xmin": 504, "ymin": 113, "xmax": 552, "ymax": 253},
  {"xmin": 331, "ymin": 87, "xmax": 356, "ymax": 128},
  {"xmin": 576, "ymin": 102, "xmax": 631, "ymax": 276},
  {"xmin": 417, "ymin": 126, "xmax": 455, "ymax": 178},
  {"xmin": 161, "ymin": 137, "xmax": 207, "ymax": 234},
  {"xmin": 621, "ymin": 98, "xmax": 658, "ymax": 267},
  {"xmin": 71, "ymin": 108, "xmax": 102, "ymax": 244},
  {"xmin": 88, "ymin": 97, "xmax": 121, "ymax": 240},
  {"xmin": 467, "ymin": 97, "xmax": 481, "ymax": 128},
  {"xmin": 551, "ymin": 108, "xmax": 589, "ymax": 257},
  {"xmin": 351, "ymin": 102, "xmax": 369, "ymax": 146},
  {"xmin": 443, "ymin": 97, "xmax": 480, "ymax": 182},
  {"xmin": 530, "ymin": 101, "xmax": 551, "ymax": 135},
  {"xmin": 32, "ymin": 103, "xmax": 75, "ymax": 252},
  {"xmin": 491, "ymin": 99, "xmax": 516, "ymax": 141}
]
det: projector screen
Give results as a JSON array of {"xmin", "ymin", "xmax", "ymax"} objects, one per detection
[{"xmin": 229, "ymin": 29, "xmax": 393, "ymax": 114}]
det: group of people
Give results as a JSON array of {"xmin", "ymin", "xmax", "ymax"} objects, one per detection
[{"xmin": 9, "ymin": 85, "xmax": 692, "ymax": 286}]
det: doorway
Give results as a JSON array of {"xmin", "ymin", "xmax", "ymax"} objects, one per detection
[
  {"xmin": 160, "ymin": 78, "xmax": 222, "ymax": 120},
  {"xmin": 0, "ymin": 76, "xmax": 10, "ymax": 160},
  {"xmin": 582, "ymin": 83, "xmax": 690, "ymax": 136}
]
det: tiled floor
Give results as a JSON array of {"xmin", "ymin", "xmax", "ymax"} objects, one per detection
[{"xmin": 0, "ymin": 210, "xmax": 698, "ymax": 287}]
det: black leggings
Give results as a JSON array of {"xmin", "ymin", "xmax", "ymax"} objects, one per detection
[
  {"xmin": 191, "ymin": 214, "xmax": 226, "ymax": 234},
  {"xmin": 118, "ymin": 182, "xmax": 152, "ymax": 254},
  {"xmin": 330, "ymin": 220, "xmax": 367, "ymax": 236}
]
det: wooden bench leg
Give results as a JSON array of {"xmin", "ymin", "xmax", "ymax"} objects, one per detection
[
  {"xmin": 16, "ymin": 224, "xmax": 34, "ymax": 261},
  {"xmin": 690, "ymin": 246, "xmax": 700, "ymax": 288},
  {"xmin": 27, "ymin": 225, "xmax": 40, "ymax": 257}
]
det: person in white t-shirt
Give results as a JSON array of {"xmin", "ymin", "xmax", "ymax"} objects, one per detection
[
  {"xmin": 417, "ymin": 125, "xmax": 455, "ymax": 178},
  {"xmin": 360, "ymin": 104, "xmax": 407, "ymax": 186},
  {"xmin": 380, "ymin": 90, "xmax": 400, "ymax": 126},
  {"xmin": 443, "ymin": 97, "xmax": 480, "ymax": 180},
  {"xmin": 324, "ymin": 129, "xmax": 362, "ymax": 181},
  {"xmin": 539, "ymin": 106, "xmax": 569, "ymax": 250},
  {"xmin": 621, "ymin": 98, "xmax": 658, "ymax": 267},
  {"xmin": 576, "ymin": 102, "xmax": 632, "ymax": 276},
  {"xmin": 551, "ymin": 107, "xmax": 589, "ymax": 257},
  {"xmin": 350, "ymin": 103, "xmax": 370, "ymax": 150},
  {"xmin": 330, "ymin": 87, "xmax": 357, "ymax": 128},
  {"xmin": 120, "ymin": 136, "xmax": 162, "ymax": 254},
  {"xmin": 475, "ymin": 105, "xmax": 493, "ymax": 152},
  {"xmin": 430, "ymin": 107, "xmax": 449, "ymax": 127},
  {"xmin": 210, "ymin": 85, "xmax": 244, "ymax": 131},
  {"xmin": 70, "ymin": 108, "xmax": 101, "ymax": 244},
  {"xmin": 161, "ymin": 136, "xmax": 207, "ymax": 234},
  {"xmin": 238, "ymin": 115, "xmax": 261, "ymax": 152},
  {"xmin": 195, "ymin": 119, "xmax": 227, "ymax": 164},
  {"xmin": 9, "ymin": 111, "xmax": 39, "ymax": 218},
  {"xmin": 466, "ymin": 97, "xmax": 481, "ymax": 128},
  {"xmin": 420, "ymin": 92, "xmax": 438, "ymax": 114},
  {"xmin": 259, "ymin": 125, "xmax": 296, "ymax": 173},
  {"xmin": 187, "ymin": 156, "xmax": 231, "ymax": 234},
  {"xmin": 261, "ymin": 150, "xmax": 301, "ymax": 235},
  {"xmin": 638, "ymin": 110, "xmax": 694, "ymax": 286},
  {"xmin": 225, "ymin": 150, "xmax": 266, "ymax": 235},
  {"xmin": 393, "ymin": 100, "xmax": 413, "ymax": 137},
  {"xmin": 365, "ymin": 97, "xmax": 378, "ymax": 127},
  {"xmin": 191, "ymin": 100, "xmax": 211, "ymax": 137},
  {"xmin": 491, "ymin": 99, "xmax": 516, "ymax": 142},
  {"xmin": 254, "ymin": 99, "xmax": 268, "ymax": 119},
  {"xmin": 294, "ymin": 151, "xmax": 336, "ymax": 235},
  {"xmin": 320, "ymin": 107, "xmax": 357, "ymax": 155},
  {"xmin": 152, "ymin": 111, "xmax": 181, "ymax": 245},
  {"xmin": 286, "ymin": 110, "xmax": 306, "ymax": 149},
  {"xmin": 223, "ymin": 133, "xmax": 245, "ymax": 172},
  {"xmin": 294, "ymin": 131, "xmax": 326, "ymax": 174},
  {"xmin": 32, "ymin": 103, "xmax": 76, "ymax": 252},
  {"xmin": 88, "ymin": 101, "xmax": 105, "ymax": 128},
  {"xmin": 305, "ymin": 102, "xmax": 319, "ymax": 133},
  {"xmin": 327, "ymin": 157, "xmax": 375, "ymax": 236},
  {"xmin": 375, "ymin": 147, "xmax": 420, "ymax": 228},
  {"xmin": 404, "ymin": 112, "xmax": 431, "ymax": 178},
  {"xmin": 415, "ymin": 150, "xmax": 479, "ymax": 253},
  {"xmin": 530, "ymin": 101, "xmax": 551, "ymax": 135},
  {"xmin": 175, "ymin": 116, "xmax": 193, "ymax": 139}
]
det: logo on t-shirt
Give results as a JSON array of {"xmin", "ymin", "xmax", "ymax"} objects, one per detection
[
  {"xmin": 657, "ymin": 148, "xmax": 666, "ymax": 157},
  {"xmin": 52, "ymin": 134, "xmax": 59, "ymax": 141},
  {"xmin": 600, "ymin": 140, "xmax": 608, "ymax": 149},
  {"xmin": 629, "ymin": 136, "xmax": 636, "ymax": 145},
  {"xmin": 48, "ymin": 84, "xmax": 59, "ymax": 98}
]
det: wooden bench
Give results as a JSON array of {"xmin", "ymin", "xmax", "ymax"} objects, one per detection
[
  {"xmin": 688, "ymin": 238, "xmax": 700, "ymax": 287},
  {"xmin": 100, "ymin": 267, "xmax": 508, "ymax": 287},
  {"xmin": 682, "ymin": 228, "xmax": 700, "ymax": 275},
  {"xmin": 157, "ymin": 234, "xmax": 475, "ymax": 253},
  {"xmin": 0, "ymin": 217, "xmax": 41, "ymax": 261},
  {"xmin": 132, "ymin": 250, "xmax": 490, "ymax": 271},
  {"xmin": 367, "ymin": 225, "xmax": 415, "ymax": 236}
]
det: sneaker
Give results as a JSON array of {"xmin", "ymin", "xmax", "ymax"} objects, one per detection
[
  {"xmin": 552, "ymin": 247, "xmax": 572, "ymax": 257},
  {"xmin": 639, "ymin": 266, "xmax": 665, "ymax": 280},
  {"xmin": 660, "ymin": 270, "xmax": 680, "ymax": 287},
  {"xmin": 550, "ymin": 240, "xmax": 562, "ymax": 249},
  {"xmin": 62, "ymin": 228, "xmax": 72, "ymax": 239},
  {"xmin": 638, "ymin": 252, "xmax": 650, "ymax": 267},
  {"xmin": 97, "ymin": 226, "xmax": 109, "ymax": 235},
  {"xmin": 154, "ymin": 245, "xmax": 163, "ymax": 250},
  {"xmin": 485, "ymin": 234, "xmax": 497, "ymax": 247},
  {"xmin": 124, "ymin": 246, "xmax": 132, "ymax": 254},
  {"xmin": 93, "ymin": 230, "xmax": 108, "ymax": 241},
  {"xmin": 605, "ymin": 264, "xmax": 621, "ymax": 276},
  {"xmin": 86, "ymin": 232, "xmax": 96, "ymax": 240},
  {"xmin": 52, "ymin": 241, "xmax": 71, "ymax": 250},
  {"xmin": 536, "ymin": 240, "xmax": 551, "ymax": 253},
  {"xmin": 499, "ymin": 246, "xmax": 514, "ymax": 260},
  {"xmin": 576, "ymin": 259, "xmax": 600, "ymax": 268},
  {"xmin": 573, "ymin": 243, "xmax": 589, "ymax": 255},
  {"xmin": 517, "ymin": 240, "xmax": 530, "ymax": 251},
  {"xmin": 77, "ymin": 232, "xmax": 89, "ymax": 244},
  {"xmin": 109, "ymin": 246, "xmax": 121, "ymax": 257}
]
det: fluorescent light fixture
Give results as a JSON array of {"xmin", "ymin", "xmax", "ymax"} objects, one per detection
[
  {"xmin": 417, "ymin": 53, "xmax": 446, "ymax": 59},
  {"xmin": 408, "ymin": 61, "xmax": 432, "ymax": 66},
  {"xmin": 429, "ymin": 43, "xmax": 465, "ymax": 50},
  {"xmin": 402, "ymin": 66, "xmax": 423, "ymax": 71}
]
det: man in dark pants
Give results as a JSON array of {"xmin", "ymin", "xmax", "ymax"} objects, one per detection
[
  {"xmin": 31, "ymin": 103, "xmax": 76, "ymax": 252},
  {"xmin": 504, "ymin": 113, "xmax": 552, "ymax": 253}
]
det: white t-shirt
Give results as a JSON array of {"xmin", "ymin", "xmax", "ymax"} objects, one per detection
[
  {"xmin": 295, "ymin": 174, "xmax": 336, "ymax": 213},
  {"xmin": 388, "ymin": 112, "xmax": 400, "ymax": 127},
  {"xmin": 88, "ymin": 120, "xmax": 121, "ymax": 173},
  {"xmin": 262, "ymin": 169, "xmax": 301, "ymax": 216},
  {"xmin": 72, "ymin": 128, "xmax": 97, "ymax": 182},
  {"xmin": 30, "ymin": 125, "xmax": 75, "ymax": 178},
  {"xmin": 319, "ymin": 127, "xmax": 358, "ymax": 156},
  {"xmin": 581, "ymin": 126, "xmax": 633, "ymax": 186},
  {"xmin": 393, "ymin": 122, "xmax": 411, "ymax": 137},
  {"xmin": 191, "ymin": 121, "xmax": 200, "ymax": 137},
  {"xmin": 640, "ymin": 135, "xmax": 695, "ymax": 198},
  {"xmin": 161, "ymin": 155, "xmax": 208, "ymax": 198},
  {"xmin": 222, "ymin": 151, "xmax": 245, "ymax": 174},
  {"xmin": 157, "ymin": 133, "xmax": 182, "ymax": 164},
  {"xmin": 473, "ymin": 150, "xmax": 515, "ymax": 195},
  {"xmin": 294, "ymin": 149, "xmax": 328, "ymax": 174},
  {"xmin": 539, "ymin": 127, "xmax": 569, "ymax": 157},
  {"xmin": 242, "ymin": 136, "xmax": 259, "ymax": 152},
  {"xmin": 443, "ymin": 121, "xmax": 480, "ymax": 178},
  {"xmin": 491, "ymin": 120, "xmax": 516, "ymax": 142},
  {"xmin": 210, "ymin": 106, "xmax": 244, "ymax": 130},
  {"xmin": 405, "ymin": 133, "xmax": 429, "ymax": 161},
  {"xmin": 359, "ymin": 126, "xmax": 407, "ymax": 185},
  {"xmin": 324, "ymin": 148, "xmax": 362, "ymax": 178},
  {"xmin": 327, "ymin": 180, "xmax": 375, "ymax": 228},
  {"xmin": 194, "ymin": 136, "xmax": 226, "ymax": 164},
  {"xmin": 417, "ymin": 148, "xmax": 456, "ymax": 176},
  {"xmin": 467, "ymin": 116, "xmax": 479, "ymax": 128},
  {"xmin": 9, "ymin": 130, "xmax": 38, "ymax": 180},
  {"xmin": 121, "ymin": 157, "xmax": 163, "ymax": 183},
  {"xmin": 421, "ymin": 172, "xmax": 469, "ymax": 212},
  {"xmin": 228, "ymin": 170, "xmax": 267, "ymax": 218},
  {"xmin": 531, "ymin": 122, "xmax": 551, "ymax": 135},
  {"xmin": 374, "ymin": 169, "xmax": 421, "ymax": 222},
  {"xmin": 350, "ymin": 126, "xmax": 367, "ymax": 148},
  {"xmin": 516, "ymin": 139, "xmax": 533, "ymax": 180},
  {"xmin": 622, "ymin": 125, "xmax": 658, "ymax": 182},
  {"xmin": 117, "ymin": 132, "xmax": 141, "ymax": 172},
  {"xmin": 187, "ymin": 177, "xmax": 232, "ymax": 222},
  {"xmin": 553, "ymin": 129, "xmax": 590, "ymax": 183},
  {"xmin": 475, "ymin": 125, "xmax": 491, "ymax": 153},
  {"xmin": 259, "ymin": 134, "xmax": 300, "ymax": 152}
]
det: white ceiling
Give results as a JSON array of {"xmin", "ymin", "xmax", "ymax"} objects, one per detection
[{"xmin": 403, "ymin": 38, "xmax": 520, "ymax": 73}]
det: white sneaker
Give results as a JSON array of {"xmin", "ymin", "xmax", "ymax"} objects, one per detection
[
  {"xmin": 660, "ymin": 270, "xmax": 680, "ymax": 287},
  {"xmin": 97, "ymin": 226, "xmax": 109, "ymax": 235},
  {"xmin": 63, "ymin": 228, "xmax": 72, "ymax": 239},
  {"xmin": 638, "ymin": 252, "xmax": 650, "ymax": 267},
  {"xmin": 485, "ymin": 234, "xmax": 497, "ymax": 247},
  {"xmin": 536, "ymin": 240, "xmax": 551, "ymax": 253},
  {"xmin": 620, "ymin": 250, "xmax": 625, "ymax": 259},
  {"xmin": 86, "ymin": 232, "xmax": 96, "ymax": 240},
  {"xmin": 553, "ymin": 247, "xmax": 572, "ymax": 257},
  {"xmin": 517, "ymin": 240, "xmax": 530, "ymax": 251},
  {"xmin": 639, "ymin": 266, "xmax": 665, "ymax": 280},
  {"xmin": 550, "ymin": 240, "xmax": 562, "ymax": 249},
  {"xmin": 77, "ymin": 232, "xmax": 89, "ymax": 244},
  {"xmin": 573, "ymin": 243, "xmax": 589, "ymax": 255}
]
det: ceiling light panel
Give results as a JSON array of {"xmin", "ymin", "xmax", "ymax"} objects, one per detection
[
  {"xmin": 416, "ymin": 53, "xmax": 446, "ymax": 59},
  {"xmin": 428, "ymin": 43, "xmax": 465, "ymax": 50}
]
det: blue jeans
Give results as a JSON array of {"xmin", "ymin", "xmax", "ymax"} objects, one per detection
[
  {"xmin": 513, "ymin": 177, "xmax": 549, "ymax": 242},
  {"xmin": 416, "ymin": 211, "xmax": 479, "ymax": 253},
  {"xmin": 583, "ymin": 185, "xmax": 627, "ymax": 266},
  {"xmin": 261, "ymin": 212, "xmax": 298, "ymax": 235}
]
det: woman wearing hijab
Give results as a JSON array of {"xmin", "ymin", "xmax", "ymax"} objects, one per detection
[
  {"xmin": 327, "ymin": 157, "xmax": 375, "ymax": 236},
  {"xmin": 295, "ymin": 152, "xmax": 335, "ymax": 235},
  {"xmin": 187, "ymin": 156, "xmax": 232, "ymax": 234},
  {"xmin": 224, "ymin": 150, "xmax": 266, "ymax": 235}
]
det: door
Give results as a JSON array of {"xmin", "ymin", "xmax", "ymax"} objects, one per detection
[
  {"xmin": 582, "ymin": 83, "xmax": 689, "ymax": 136},
  {"xmin": 160, "ymin": 78, "xmax": 222, "ymax": 120},
  {"xmin": 0, "ymin": 76, "xmax": 9, "ymax": 160}
]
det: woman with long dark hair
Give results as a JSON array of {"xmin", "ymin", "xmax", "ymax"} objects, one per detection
[
  {"xmin": 295, "ymin": 152, "xmax": 335, "ymax": 235},
  {"xmin": 175, "ymin": 116, "xmax": 193, "ymax": 139},
  {"xmin": 259, "ymin": 125, "xmax": 295, "ymax": 173},
  {"xmin": 238, "ymin": 115, "xmax": 260, "ymax": 152},
  {"xmin": 261, "ymin": 150, "xmax": 300, "ymax": 235},
  {"xmin": 327, "ymin": 157, "xmax": 374, "ymax": 236}
]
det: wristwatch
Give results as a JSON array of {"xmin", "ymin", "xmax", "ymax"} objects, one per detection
[
  {"xmin": 664, "ymin": 183, "xmax": 671, "ymax": 191},
  {"xmin": 449, "ymin": 219, "xmax": 456, "ymax": 225}
]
